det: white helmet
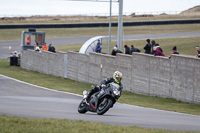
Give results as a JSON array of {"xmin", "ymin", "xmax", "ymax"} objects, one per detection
[{"xmin": 113, "ymin": 71, "xmax": 123, "ymax": 83}]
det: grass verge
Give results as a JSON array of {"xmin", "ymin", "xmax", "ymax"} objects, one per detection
[
  {"xmin": 0, "ymin": 59, "xmax": 200, "ymax": 116},
  {"xmin": 1, "ymin": 115, "xmax": 197, "ymax": 133}
]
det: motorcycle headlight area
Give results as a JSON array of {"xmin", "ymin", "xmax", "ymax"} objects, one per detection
[{"xmin": 113, "ymin": 89, "xmax": 120, "ymax": 96}]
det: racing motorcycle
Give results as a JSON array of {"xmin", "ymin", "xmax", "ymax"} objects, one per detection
[{"xmin": 78, "ymin": 82, "xmax": 121, "ymax": 115}]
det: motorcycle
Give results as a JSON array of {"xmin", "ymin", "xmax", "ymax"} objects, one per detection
[{"xmin": 78, "ymin": 82, "xmax": 121, "ymax": 115}]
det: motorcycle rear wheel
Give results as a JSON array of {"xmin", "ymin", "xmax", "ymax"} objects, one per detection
[
  {"xmin": 97, "ymin": 98, "xmax": 113, "ymax": 115},
  {"xmin": 78, "ymin": 99, "xmax": 87, "ymax": 114}
]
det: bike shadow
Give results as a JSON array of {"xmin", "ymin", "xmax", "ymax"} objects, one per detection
[{"xmin": 82, "ymin": 112, "xmax": 124, "ymax": 117}]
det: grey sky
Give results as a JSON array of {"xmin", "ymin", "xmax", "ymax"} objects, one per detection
[{"xmin": 0, "ymin": 0, "xmax": 200, "ymax": 17}]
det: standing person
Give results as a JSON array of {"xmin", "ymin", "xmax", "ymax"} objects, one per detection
[
  {"xmin": 129, "ymin": 45, "xmax": 141, "ymax": 55},
  {"xmin": 170, "ymin": 46, "xmax": 179, "ymax": 55},
  {"xmin": 144, "ymin": 39, "xmax": 151, "ymax": 54},
  {"xmin": 48, "ymin": 44, "xmax": 56, "ymax": 53},
  {"xmin": 25, "ymin": 36, "xmax": 32, "ymax": 45},
  {"xmin": 95, "ymin": 39, "xmax": 102, "ymax": 53},
  {"xmin": 111, "ymin": 47, "xmax": 123, "ymax": 56},
  {"xmin": 42, "ymin": 43, "xmax": 48, "ymax": 51},
  {"xmin": 153, "ymin": 46, "xmax": 165, "ymax": 56},
  {"xmin": 196, "ymin": 46, "xmax": 200, "ymax": 58},
  {"xmin": 124, "ymin": 45, "xmax": 130, "ymax": 55},
  {"xmin": 151, "ymin": 40, "xmax": 156, "ymax": 54}
]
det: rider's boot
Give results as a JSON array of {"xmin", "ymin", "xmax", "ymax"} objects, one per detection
[{"xmin": 85, "ymin": 85, "xmax": 99, "ymax": 103}]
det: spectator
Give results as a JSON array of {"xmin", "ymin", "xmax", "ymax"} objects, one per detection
[
  {"xmin": 170, "ymin": 46, "xmax": 179, "ymax": 55},
  {"xmin": 95, "ymin": 39, "xmax": 102, "ymax": 53},
  {"xmin": 34, "ymin": 42, "xmax": 37, "ymax": 50},
  {"xmin": 153, "ymin": 46, "xmax": 165, "ymax": 56},
  {"xmin": 48, "ymin": 44, "xmax": 56, "ymax": 53},
  {"xmin": 42, "ymin": 43, "xmax": 48, "ymax": 51},
  {"xmin": 35, "ymin": 43, "xmax": 41, "ymax": 52},
  {"xmin": 124, "ymin": 45, "xmax": 130, "ymax": 55},
  {"xmin": 155, "ymin": 43, "xmax": 163, "ymax": 53},
  {"xmin": 144, "ymin": 39, "xmax": 151, "ymax": 54},
  {"xmin": 196, "ymin": 46, "xmax": 200, "ymax": 58},
  {"xmin": 111, "ymin": 47, "xmax": 123, "ymax": 56},
  {"xmin": 25, "ymin": 36, "xmax": 31, "ymax": 45},
  {"xmin": 151, "ymin": 40, "xmax": 156, "ymax": 54},
  {"xmin": 129, "ymin": 45, "xmax": 141, "ymax": 55}
]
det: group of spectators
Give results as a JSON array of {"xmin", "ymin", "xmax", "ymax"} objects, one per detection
[
  {"xmin": 143, "ymin": 39, "xmax": 179, "ymax": 57},
  {"xmin": 34, "ymin": 42, "xmax": 56, "ymax": 53},
  {"xmin": 95, "ymin": 38, "xmax": 200, "ymax": 58},
  {"xmin": 111, "ymin": 39, "xmax": 180, "ymax": 57}
]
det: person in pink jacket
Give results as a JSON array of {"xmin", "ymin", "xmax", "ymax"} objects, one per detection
[{"xmin": 153, "ymin": 46, "xmax": 165, "ymax": 56}]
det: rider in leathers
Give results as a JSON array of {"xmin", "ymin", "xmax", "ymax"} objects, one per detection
[{"xmin": 86, "ymin": 71, "xmax": 123, "ymax": 102}]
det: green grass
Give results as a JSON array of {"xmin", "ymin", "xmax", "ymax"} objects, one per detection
[
  {"xmin": 1, "ymin": 60, "xmax": 200, "ymax": 116},
  {"xmin": 1, "ymin": 115, "xmax": 197, "ymax": 133},
  {"xmin": 55, "ymin": 37, "xmax": 200, "ymax": 56},
  {"xmin": 0, "ymin": 24, "xmax": 200, "ymax": 41}
]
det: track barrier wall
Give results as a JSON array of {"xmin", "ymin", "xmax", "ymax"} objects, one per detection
[
  {"xmin": 21, "ymin": 50, "xmax": 200, "ymax": 104},
  {"xmin": 1, "ymin": 19, "xmax": 200, "ymax": 29}
]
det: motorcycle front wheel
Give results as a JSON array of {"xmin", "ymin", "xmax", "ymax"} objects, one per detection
[
  {"xmin": 97, "ymin": 98, "xmax": 113, "ymax": 115},
  {"xmin": 78, "ymin": 99, "xmax": 87, "ymax": 114}
]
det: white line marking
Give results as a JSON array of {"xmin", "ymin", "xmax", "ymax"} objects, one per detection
[{"xmin": 0, "ymin": 74, "xmax": 82, "ymax": 97}]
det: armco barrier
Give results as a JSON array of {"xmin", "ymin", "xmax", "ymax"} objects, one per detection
[
  {"xmin": 1, "ymin": 19, "xmax": 200, "ymax": 29},
  {"xmin": 21, "ymin": 50, "xmax": 200, "ymax": 104}
]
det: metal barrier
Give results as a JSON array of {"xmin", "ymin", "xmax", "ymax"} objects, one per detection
[{"xmin": 1, "ymin": 19, "xmax": 200, "ymax": 29}]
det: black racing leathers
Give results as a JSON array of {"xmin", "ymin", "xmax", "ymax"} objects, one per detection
[{"xmin": 86, "ymin": 77, "xmax": 123, "ymax": 102}]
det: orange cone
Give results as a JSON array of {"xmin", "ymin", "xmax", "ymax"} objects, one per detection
[{"xmin": 9, "ymin": 45, "xmax": 11, "ymax": 51}]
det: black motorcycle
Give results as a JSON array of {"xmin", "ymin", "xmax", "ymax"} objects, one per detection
[{"xmin": 78, "ymin": 82, "xmax": 121, "ymax": 115}]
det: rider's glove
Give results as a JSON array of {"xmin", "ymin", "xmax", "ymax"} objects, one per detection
[{"xmin": 101, "ymin": 84, "xmax": 106, "ymax": 88}]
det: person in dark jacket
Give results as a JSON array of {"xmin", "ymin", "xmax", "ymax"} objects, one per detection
[
  {"xmin": 196, "ymin": 46, "xmax": 200, "ymax": 58},
  {"xmin": 153, "ymin": 46, "xmax": 165, "ymax": 56},
  {"xmin": 129, "ymin": 45, "xmax": 141, "ymax": 55},
  {"xmin": 111, "ymin": 47, "xmax": 123, "ymax": 56},
  {"xmin": 170, "ymin": 46, "xmax": 179, "ymax": 55},
  {"xmin": 85, "ymin": 71, "xmax": 123, "ymax": 103},
  {"xmin": 144, "ymin": 39, "xmax": 151, "ymax": 54},
  {"xmin": 48, "ymin": 44, "xmax": 56, "ymax": 53},
  {"xmin": 151, "ymin": 40, "xmax": 156, "ymax": 54},
  {"xmin": 124, "ymin": 45, "xmax": 130, "ymax": 55},
  {"xmin": 95, "ymin": 39, "xmax": 102, "ymax": 53}
]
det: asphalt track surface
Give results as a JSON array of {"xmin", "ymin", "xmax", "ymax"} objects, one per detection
[
  {"xmin": 1, "ymin": 74, "xmax": 200, "ymax": 131},
  {"xmin": 1, "ymin": 32, "xmax": 200, "ymax": 58}
]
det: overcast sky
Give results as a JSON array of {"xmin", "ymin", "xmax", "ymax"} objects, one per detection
[{"xmin": 0, "ymin": 0, "xmax": 200, "ymax": 17}]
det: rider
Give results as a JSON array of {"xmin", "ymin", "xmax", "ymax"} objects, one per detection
[{"xmin": 85, "ymin": 71, "xmax": 123, "ymax": 102}]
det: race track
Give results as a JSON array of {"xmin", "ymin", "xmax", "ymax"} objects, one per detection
[{"xmin": 0, "ymin": 74, "xmax": 200, "ymax": 131}]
